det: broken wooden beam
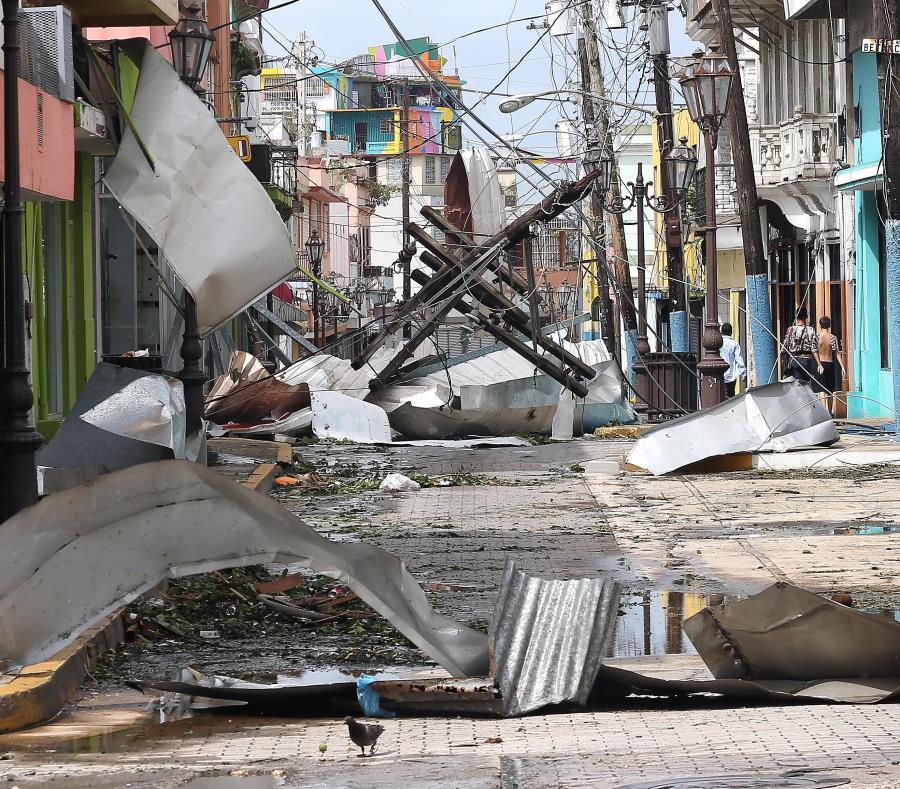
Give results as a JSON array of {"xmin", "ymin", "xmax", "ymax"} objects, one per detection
[
  {"xmin": 409, "ymin": 269, "xmax": 592, "ymax": 397},
  {"xmin": 416, "ymin": 249, "xmax": 596, "ymax": 381}
]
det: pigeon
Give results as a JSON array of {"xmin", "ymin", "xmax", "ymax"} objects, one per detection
[{"xmin": 344, "ymin": 716, "xmax": 384, "ymax": 757}]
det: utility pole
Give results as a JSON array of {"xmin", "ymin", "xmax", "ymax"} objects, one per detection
[
  {"xmin": 578, "ymin": 1, "xmax": 638, "ymax": 371},
  {"xmin": 711, "ymin": 0, "xmax": 776, "ymax": 384},
  {"xmin": 647, "ymin": 0, "xmax": 689, "ymax": 353},
  {"xmin": 576, "ymin": 34, "xmax": 617, "ymax": 358},
  {"xmin": 874, "ymin": 0, "xmax": 900, "ymax": 440},
  {"xmin": 294, "ymin": 32, "xmax": 310, "ymax": 156},
  {"xmin": 400, "ymin": 76, "xmax": 411, "ymax": 339},
  {"xmin": 0, "ymin": 0, "xmax": 42, "ymax": 520}
]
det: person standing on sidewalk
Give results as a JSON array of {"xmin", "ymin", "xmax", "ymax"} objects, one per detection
[
  {"xmin": 816, "ymin": 315, "xmax": 847, "ymax": 415},
  {"xmin": 719, "ymin": 322, "xmax": 746, "ymax": 398},
  {"xmin": 782, "ymin": 306, "xmax": 823, "ymax": 386}
]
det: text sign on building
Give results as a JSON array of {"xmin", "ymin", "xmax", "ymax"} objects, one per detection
[
  {"xmin": 862, "ymin": 38, "xmax": 900, "ymax": 54},
  {"xmin": 227, "ymin": 135, "xmax": 252, "ymax": 162}
]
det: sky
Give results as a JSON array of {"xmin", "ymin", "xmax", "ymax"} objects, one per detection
[
  {"xmin": 261, "ymin": 0, "xmax": 699, "ymax": 167},
  {"xmin": 264, "ymin": 0, "xmax": 696, "ymax": 145}
]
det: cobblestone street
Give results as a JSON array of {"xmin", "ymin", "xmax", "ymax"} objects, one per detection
[{"xmin": 3, "ymin": 439, "xmax": 900, "ymax": 787}]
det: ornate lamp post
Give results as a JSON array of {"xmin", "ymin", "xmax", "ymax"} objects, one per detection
[
  {"xmin": 169, "ymin": 2, "xmax": 214, "ymax": 90},
  {"xmin": 170, "ymin": 2, "xmax": 215, "ymax": 436},
  {"xmin": 593, "ymin": 144, "xmax": 696, "ymax": 360},
  {"xmin": 0, "ymin": 0, "xmax": 43, "ymax": 518},
  {"xmin": 305, "ymin": 228, "xmax": 325, "ymax": 346},
  {"xmin": 554, "ymin": 280, "xmax": 576, "ymax": 321},
  {"xmin": 679, "ymin": 46, "xmax": 734, "ymax": 408}
]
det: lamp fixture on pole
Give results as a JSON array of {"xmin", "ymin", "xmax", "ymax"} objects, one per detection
[
  {"xmin": 590, "ymin": 146, "xmax": 696, "ymax": 360},
  {"xmin": 305, "ymin": 228, "xmax": 325, "ymax": 346},
  {"xmin": 680, "ymin": 45, "xmax": 734, "ymax": 408},
  {"xmin": 169, "ymin": 2, "xmax": 215, "ymax": 90},
  {"xmin": 170, "ymin": 1, "xmax": 215, "ymax": 438}
]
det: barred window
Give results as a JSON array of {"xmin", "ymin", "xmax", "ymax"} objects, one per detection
[
  {"xmin": 425, "ymin": 156, "xmax": 436, "ymax": 184},
  {"xmin": 440, "ymin": 155, "xmax": 452, "ymax": 182},
  {"xmin": 379, "ymin": 119, "xmax": 393, "ymax": 135},
  {"xmin": 387, "ymin": 158, "xmax": 402, "ymax": 184},
  {"xmin": 263, "ymin": 75, "xmax": 297, "ymax": 106},
  {"xmin": 306, "ymin": 76, "xmax": 329, "ymax": 97}
]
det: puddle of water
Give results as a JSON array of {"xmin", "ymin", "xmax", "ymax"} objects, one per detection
[
  {"xmin": 183, "ymin": 777, "xmax": 281, "ymax": 788},
  {"xmin": 609, "ymin": 591, "xmax": 720, "ymax": 657},
  {"xmin": 833, "ymin": 524, "xmax": 898, "ymax": 535}
]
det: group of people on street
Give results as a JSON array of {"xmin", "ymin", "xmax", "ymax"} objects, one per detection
[
  {"xmin": 781, "ymin": 306, "xmax": 846, "ymax": 413},
  {"xmin": 717, "ymin": 305, "xmax": 846, "ymax": 415}
]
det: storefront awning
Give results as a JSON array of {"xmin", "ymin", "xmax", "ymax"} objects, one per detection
[{"xmin": 834, "ymin": 162, "xmax": 883, "ymax": 192}]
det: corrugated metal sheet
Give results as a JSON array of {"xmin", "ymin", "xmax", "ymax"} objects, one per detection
[
  {"xmin": 489, "ymin": 560, "xmax": 621, "ymax": 716},
  {"xmin": 408, "ymin": 339, "xmax": 612, "ymax": 391}
]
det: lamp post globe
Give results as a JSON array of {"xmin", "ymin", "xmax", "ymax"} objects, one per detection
[
  {"xmin": 169, "ymin": 2, "xmax": 214, "ymax": 90},
  {"xmin": 666, "ymin": 136, "xmax": 698, "ymax": 198},
  {"xmin": 679, "ymin": 47, "xmax": 733, "ymax": 137},
  {"xmin": 305, "ymin": 228, "xmax": 325, "ymax": 274}
]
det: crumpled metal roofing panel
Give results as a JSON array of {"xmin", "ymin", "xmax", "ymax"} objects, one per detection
[
  {"xmin": 489, "ymin": 560, "xmax": 621, "ymax": 716},
  {"xmin": 407, "ymin": 339, "xmax": 612, "ymax": 391}
]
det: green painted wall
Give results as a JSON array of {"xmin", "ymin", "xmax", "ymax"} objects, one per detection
[{"xmin": 25, "ymin": 153, "xmax": 96, "ymax": 438}]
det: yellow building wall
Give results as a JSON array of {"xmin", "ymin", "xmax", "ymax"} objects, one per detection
[{"xmin": 651, "ymin": 109, "xmax": 701, "ymax": 293}]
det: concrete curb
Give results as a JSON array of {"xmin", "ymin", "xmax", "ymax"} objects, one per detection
[
  {"xmin": 0, "ymin": 614, "xmax": 124, "ymax": 735},
  {"xmin": 242, "ymin": 462, "xmax": 279, "ymax": 493}
]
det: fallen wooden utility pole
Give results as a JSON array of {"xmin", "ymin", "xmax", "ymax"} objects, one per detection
[
  {"xmin": 408, "ymin": 268, "xmax": 591, "ymax": 397},
  {"xmin": 711, "ymin": 0, "xmax": 777, "ymax": 384},
  {"xmin": 363, "ymin": 241, "xmax": 508, "ymax": 390},
  {"xmin": 351, "ymin": 170, "xmax": 602, "ymax": 385},
  {"xmin": 414, "ymin": 246, "xmax": 597, "ymax": 380},
  {"xmin": 421, "ymin": 206, "xmax": 531, "ymax": 292}
]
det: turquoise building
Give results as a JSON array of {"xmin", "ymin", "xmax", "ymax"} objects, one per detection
[{"xmin": 835, "ymin": 46, "xmax": 894, "ymax": 418}]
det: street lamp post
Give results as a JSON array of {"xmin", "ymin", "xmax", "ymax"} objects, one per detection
[
  {"xmin": 680, "ymin": 46, "xmax": 734, "ymax": 409},
  {"xmin": 305, "ymin": 228, "xmax": 325, "ymax": 347},
  {"xmin": 554, "ymin": 280, "xmax": 576, "ymax": 322},
  {"xmin": 170, "ymin": 2, "xmax": 215, "ymax": 435},
  {"xmin": 591, "ymin": 149, "xmax": 696, "ymax": 361},
  {"xmin": 0, "ymin": 0, "xmax": 43, "ymax": 519}
]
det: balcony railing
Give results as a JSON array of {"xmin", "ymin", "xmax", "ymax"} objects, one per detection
[{"xmin": 750, "ymin": 110, "xmax": 838, "ymax": 184}]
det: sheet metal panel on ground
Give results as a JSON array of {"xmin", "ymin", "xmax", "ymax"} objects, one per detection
[
  {"xmin": 627, "ymin": 381, "xmax": 839, "ymax": 475},
  {"xmin": 0, "ymin": 461, "xmax": 487, "ymax": 677}
]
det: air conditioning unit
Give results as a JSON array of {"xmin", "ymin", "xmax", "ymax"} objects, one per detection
[{"xmin": 19, "ymin": 5, "xmax": 75, "ymax": 103}]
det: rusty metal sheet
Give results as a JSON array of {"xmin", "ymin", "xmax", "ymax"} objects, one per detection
[
  {"xmin": 683, "ymin": 582, "xmax": 900, "ymax": 683},
  {"xmin": 489, "ymin": 561, "xmax": 621, "ymax": 716}
]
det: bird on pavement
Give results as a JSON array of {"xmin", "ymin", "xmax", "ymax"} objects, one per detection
[{"xmin": 344, "ymin": 716, "xmax": 384, "ymax": 757}]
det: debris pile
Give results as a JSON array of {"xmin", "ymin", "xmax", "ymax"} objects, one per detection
[
  {"xmin": 204, "ymin": 339, "xmax": 632, "ymax": 442},
  {"xmin": 134, "ymin": 569, "xmax": 900, "ymax": 718}
]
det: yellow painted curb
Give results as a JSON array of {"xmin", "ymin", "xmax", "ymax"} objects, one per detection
[
  {"xmin": 593, "ymin": 425, "xmax": 651, "ymax": 440},
  {"xmin": 275, "ymin": 442, "xmax": 293, "ymax": 465},
  {"xmin": 0, "ymin": 614, "xmax": 124, "ymax": 734},
  {"xmin": 242, "ymin": 462, "xmax": 278, "ymax": 493}
]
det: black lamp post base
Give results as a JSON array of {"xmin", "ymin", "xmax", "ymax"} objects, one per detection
[{"xmin": 697, "ymin": 321, "xmax": 728, "ymax": 409}]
